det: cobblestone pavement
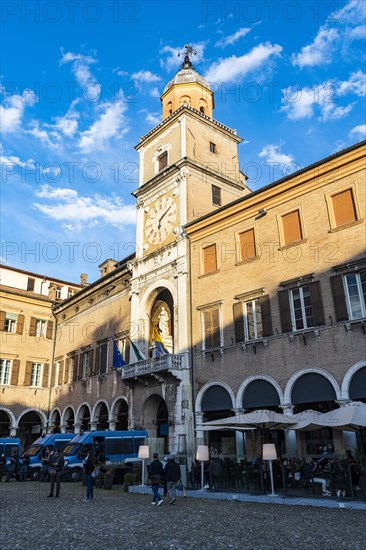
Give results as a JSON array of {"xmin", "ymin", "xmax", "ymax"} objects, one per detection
[{"xmin": 1, "ymin": 481, "xmax": 365, "ymax": 550}]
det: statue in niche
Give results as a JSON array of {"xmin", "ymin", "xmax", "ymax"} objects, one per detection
[{"xmin": 158, "ymin": 305, "xmax": 170, "ymax": 337}]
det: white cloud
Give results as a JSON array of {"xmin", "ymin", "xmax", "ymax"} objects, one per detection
[
  {"xmin": 33, "ymin": 185, "xmax": 136, "ymax": 231},
  {"xmin": 215, "ymin": 28, "xmax": 251, "ymax": 48},
  {"xmin": 0, "ymin": 153, "xmax": 35, "ymax": 170},
  {"xmin": 112, "ymin": 68, "xmax": 129, "ymax": 77},
  {"xmin": 131, "ymin": 70, "xmax": 161, "ymax": 82},
  {"xmin": 53, "ymin": 101, "xmax": 80, "ymax": 137},
  {"xmin": 26, "ymin": 120, "xmax": 62, "ymax": 149},
  {"xmin": 59, "ymin": 49, "xmax": 101, "ymax": 101},
  {"xmin": 145, "ymin": 112, "xmax": 161, "ymax": 126},
  {"xmin": 150, "ymin": 87, "xmax": 160, "ymax": 98},
  {"xmin": 291, "ymin": 28, "xmax": 338, "ymax": 68},
  {"xmin": 0, "ymin": 90, "xmax": 36, "ymax": 133},
  {"xmin": 205, "ymin": 42, "xmax": 282, "ymax": 83},
  {"xmin": 348, "ymin": 24, "xmax": 366, "ymax": 40},
  {"xmin": 78, "ymin": 97, "xmax": 128, "ymax": 153},
  {"xmin": 349, "ymin": 124, "xmax": 366, "ymax": 138},
  {"xmin": 329, "ymin": 0, "xmax": 365, "ymax": 25},
  {"xmin": 258, "ymin": 144, "xmax": 294, "ymax": 169},
  {"xmin": 160, "ymin": 43, "xmax": 206, "ymax": 72},
  {"xmin": 281, "ymin": 72, "xmax": 365, "ymax": 121}
]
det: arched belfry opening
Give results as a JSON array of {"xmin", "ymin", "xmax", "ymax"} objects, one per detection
[{"xmin": 150, "ymin": 288, "xmax": 174, "ymax": 355}]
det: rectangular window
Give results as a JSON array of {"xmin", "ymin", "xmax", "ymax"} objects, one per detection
[
  {"xmin": 100, "ymin": 343, "xmax": 108, "ymax": 374},
  {"xmin": 82, "ymin": 352, "xmax": 89, "ymax": 379},
  {"xmin": 35, "ymin": 319, "xmax": 47, "ymax": 337},
  {"xmin": 344, "ymin": 271, "xmax": 366, "ymax": 319},
  {"xmin": 106, "ymin": 438, "xmax": 123, "ymax": 455},
  {"xmin": 158, "ymin": 151, "xmax": 168, "ymax": 171},
  {"xmin": 27, "ymin": 277, "xmax": 35, "ymax": 291},
  {"xmin": 122, "ymin": 438, "xmax": 134, "ymax": 455},
  {"xmin": 31, "ymin": 363, "xmax": 42, "ymax": 387},
  {"xmin": 202, "ymin": 308, "xmax": 221, "ymax": 349},
  {"xmin": 0, "ymin": 359, "xmax": 11, "ymax": 385},
  {"xmin": 282, "ymin": 210, "xmax": 303, "ymax": 245},
  {"xmin": 289, "ymin": 286, "xmax": 314, "ymax": 330},
  {"xmin": 332, "ymin": 189, "xmax": 357, "ymax": 227},
  {"xmin": 202, "ymin": 244, "xmax": 217, "ymax": 274},
  {"xmin": 4, "ymin": 313, "xmax": 17, "ymax": 333},
  {"xmin": 67, "ymin": 287, "xmax": 76, "ymax": 298},
  {"xmin": 210, "ymin": 142, "xmax": 216, "ymax": 153},
  {"xmin": 244, "ymin": 299, "xmax": 263, "ymax": 340},
  {"xmin": 211, "ymin": 185, "xmax": 221, "ymax": 206},
  {"xmin": 55, "ymin": 286, "xmax": 62, "ymax": 299},
  {"xmin": 239, "ymin": 229, "xmax": 256, "ymax": 261}
]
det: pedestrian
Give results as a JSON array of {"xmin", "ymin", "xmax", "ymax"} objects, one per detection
[
  {"xmin": 40, "ymin": 447, "xmax": 51, "ymax": 482},
  {"xmin": 162, "ymin": 455, "xmax": 181, "ymax": 505},
  {"xmin": 161, "ymin": 454, "xmax": 170, "ymax": 496},
  {"xmin": 47, "ymin": 449, "xmax": 64, "ymax": 498},
  {"xmin": 148, "ymin": 452, "xmax": 164, "ymax": 506},
  {"xmin": 0, "ymin": 453, "xmax": 6, "ymax": 481},
  {"xmin": 19, "ymin": 454, "xmax": 30, "ymax": 481},
  {"xmin": 5, "ymin": 452, "xmax": 19, "ymax": 481},
  {"xmin": 83, "ymin": 451, "xmax": 96, "ymax": 502}
]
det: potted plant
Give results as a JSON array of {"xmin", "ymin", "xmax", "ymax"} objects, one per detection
[
  {"xmin": 123, "ymin": 472, "xmax": 136, "ymax": 492},
  {"xmin": 102, "ymin": 464, "xmax": 116, "ymax": 490}
]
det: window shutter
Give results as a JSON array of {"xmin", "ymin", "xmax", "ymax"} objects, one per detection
[
  {"xmin": 203, "ymin": 310, "xmax": 212, "ymax": 348},
  {"xmin": 212, "ymin": 308, "xmax": 221, "ymax": 347},
  {"xmin": 78, "ymin": 355, "xmax": 83, "ymax": 379},
  {"xmin": 46, "ymin": 320, "xmax": 54, "ymax": 339},
  {"xmin": 330, "ymin": 275, "xmax": 349, "ymax": 322},
  {"xmin": 260, "ymin": 294, "xmax": 273, "ymax": 337},
  {"xmin": 24, "ymin": 361, "xmax": 32, "ymax": 385},
  {"xmin": 29, "ymin": 317, "xmax": 37, "ymax": 336},
  {"xmin": 240, "ymin": 229, "xmax": 256, "ymax": 261},
  {"xmin": 10, "ymin": 359, "xmax": 20, "ymax": 385},
  {"xmin": 50, "ymin": 364, "xmax": 56, "ymax": 387},
  {"xmin": 203, "ymin": 244, "xmax": 217, "ymax": 274},
  {"xmin": 233, "ymin": 302, "xmax": 244, "ymax": 343},
  {"xmin": 58, "ymin": 360, "xmax": 64, "ymax": 385},
  {"xmin": 125, "ymin": 340, "xmax": 130, "ymax": 365},
  {"xmin": 89, "ymin": 349, "xmax": 94, "ymax": 377},
  {"xmin": 94, "ymin": 347, "xmax": 100, "ymax": 375},
  {"xmin": 310, "ymin": 281, "xmax": 325, "ymax": 326},
  {"xmin": 282, "ymin": 210, "xmax": 302, "ymax": 244},
  {"xmin": 16, "ymin": 314, "xmax": 25, "ymax": 335},
  {"xmin": 42, "ymin": 363, "xmax": 49, "ymax": 387},
  {"xmin": 64, "ymin": 358, "xmax": 70, "ymax": 383},
  {"xmin": 72, "ymin": 355, "xmax": 79, "ymax": 381},
  {"xmin": 332, "ymin": 189, "xmax": 356, "ymax": 227},
  {"xmin": 278, "ymin": 290, "xmax": 292, "ymax": 333},
  {"xmin": 0, "ymin": 311, "xmax": 5, "ymax": 331}
]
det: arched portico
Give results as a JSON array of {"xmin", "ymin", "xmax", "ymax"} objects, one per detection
[
  {"xmin": 0, "ymin": 407, "xmax": 17, "ymax": 437},
  {"xmin": 341, "ymin": 361, "xmax": 366, "ymax": 402}
]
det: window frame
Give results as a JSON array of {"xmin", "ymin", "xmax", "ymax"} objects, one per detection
[
  {"xmin": 211, "ymin": 185, "xmax": 221, "ymax": 206},
  {"xmin": 289, "ymin": 285, "xmax": 315, "ymax": 331},
  {"xmin": 31, "ymin": 363, "xmax": 43, "ymax": 387},
  {"xmin": 209, "ymin": 142, "xmax": 216, "ymax": 153},
  {"xmin": 201, "ymin": 243, "xmax": 218, "ymax": 276},
  {"xmin": 0, "ymin": 359, "xmax": 11, "ymax": 385},
  {"xmin": 237, "ymin": 227, "xmax": 257, "ymax": 263},
  {"xmin": 55, "ymin": 286, "xmax": 62, "ymax": 299},
  {"xmin": 277, "ymin": 207, "xmax": 306, "ymax": 248},
  {"xmin": 325, "ymin": 184, "xmax": 361, "ymax": 232},
  {"xmin": 158, "ymin": 151, "xmax": 168, "ymax": 172},
  {"xmin": 198, "ymin": 302, "xmax": 223, "ymax": 351},
  {"xmin": 4, "ymin": 315, "xmax": 17, "ymax": 333},
  {"xmin": 343, "ymin": 270, "xmax": 366, "ymax": 320},
  {"xmin": 82, "ymin": 352, "xmax": 89, "ymax": 379},
  {"xmin": 35, "ymin": 319, "xmax": 47, "ymax": 338}
]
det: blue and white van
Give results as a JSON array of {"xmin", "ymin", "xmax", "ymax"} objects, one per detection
[
  {"xmin": 0, "ymin": 437, "xmax": 21, "ymax": 467},
  {"xmin": 63, "ymin": 430, "xmax": 148, "ymax": 481},
  {"xmin": 22, "ymin": 433, "xmax": 74, "ymax": 480}
]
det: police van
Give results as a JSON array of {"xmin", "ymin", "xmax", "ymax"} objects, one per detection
[
  {"xmin": 63, "ymin": 430, "xmax": 148, "ymax": 481},
  {"xmin": 22, "ymin": 433, "xmax": 74, "ymax": 480},
  {"xmin": 0, "ymin": 437, "xmax": 21, "ymax": 467}
]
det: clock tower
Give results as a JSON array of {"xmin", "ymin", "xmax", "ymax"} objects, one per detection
[{"xmin": 127, "ymin": 47, "xmax": 248, "ymax": 454}]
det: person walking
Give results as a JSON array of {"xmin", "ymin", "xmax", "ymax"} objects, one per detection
[
  {"xmin": 163, "ymin": 455, "xmax": 181, "ymax": 505},
  {"xmin": 19, "ymin": 454, "xmax": 30, "ymax": 481},
  {"xmin": 47, "ymin": 449, "xmax": 64, "ymax": 498},
  {"xmin": 5, "ymin": 452, "xmax": 19, "ymax": 481},
  {"xmin": 83, "ymin": 451, "xmax": 95, "ymax": 502},
  {"xmin": 148, "ymin": 452, "xmax": 164, "ymax": 506}
]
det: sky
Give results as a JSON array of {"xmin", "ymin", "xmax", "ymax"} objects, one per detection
[{"xmin": 1, "ymin": 0, "xmax": 365, "ymax": 283}]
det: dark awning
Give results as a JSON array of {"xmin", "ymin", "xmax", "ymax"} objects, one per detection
[{"xmin": 201, "ymin": 385, "xmax": 233, "ymax": 412}]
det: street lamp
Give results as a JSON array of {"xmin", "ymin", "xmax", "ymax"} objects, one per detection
[
  {"xmin": 262, "ymin": 443, "xmax": 277, "ymax": 497},
  {"xmin": 196, "ymin": 445, "xmax": 209, "ymax": 489},
  {"xmin": 138, "ymin": 445, "xmax": 149, "ymax": 486}
]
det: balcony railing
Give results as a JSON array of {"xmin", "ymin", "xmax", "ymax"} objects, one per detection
[{"xmin": 121, "ymin": 353, "xmax": 188, "ymax": 380}]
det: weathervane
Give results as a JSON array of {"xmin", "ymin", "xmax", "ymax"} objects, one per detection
[{"xmin": 178, "ymin": 44, "xmax": 197, "ymax": 69}]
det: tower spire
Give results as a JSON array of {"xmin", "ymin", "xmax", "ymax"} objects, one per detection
[{"xmin": 178, "ymin": 44, "xmax": 196, "ymax": 70}]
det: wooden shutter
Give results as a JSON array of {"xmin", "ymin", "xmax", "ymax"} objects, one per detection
[
  {"xmin": 72, "ymin": 355, "xmax": 79, "ymax": 381},
  {"xmin": 332, "ymin": 189, "xmax": 356, "ymax": 227},
  {"xmin": 203, "ymin": 244, "xmax": 217, "ymax": 274},
  {"xmin": 24, "ymin": 361, "xmax": 32, "ymax": 385},
  {"xmin": 282, "ymin": 210, "xmax": 302, "ymax": 245},
  {"xmin": 260, "ymin": 294, "xmax": 273, "ymax": 337},
  {"xmin": 204, "ymin": 309, "xmax": 220, "ymax": 348},
  {"xmin": 29, "ymin": 317, "xmax": 37, "ymax": 336},
  {"xmin": 240, "ymin": 229, "xmax": 256, "ymax": 261},
  {"xmin": 58, "ymin": 360, "xmax": 64, "ymax": 385},
  {"xmin": 310, "ymin": 281, "xmax": 325, "ymax": 326},
  {"xmin": 330, "ymin": 275, "xmax": 349, "ymax": 322},
  {"xmin": 88, "ymin": 349, "xmax": 94, "ymax": 377},
  {"xmin": 10, "ymin": 359, "xmax": 20, "ymax": 385},
  {"xmin": 16, "ymin": 314, "xmax": 25, "ymax": 335},
  {"xmin": 94, "ymin": 347, "xmax": 100, "ymax": 375},
  {"xmin": 0, "ymin": 311, "xmax": 5, "ymax": 331},
  {"xmin": 233, "ymin": 302, "xmax": 244, "ymax": 343},
  {"xmin": 278, "ymin": 290, "xmax": 292, "ymax": 333},
  {"xmin": 42, "ymin": 363, "xmax": 49, "ymax": 387},
  {"xmin": 78, "ymin": 354, "xmax": 83, "ymax": 379},
  {"xmin": 50, "ymin": 364, "xmax": 56, "ymax": 387},
  {"xmin": 46, "ymin": 320, "xmax": 54, "ymax": 339},
  {"xmin": 64, "ymin": 358, "xmax": 70, "ymax": 383}
]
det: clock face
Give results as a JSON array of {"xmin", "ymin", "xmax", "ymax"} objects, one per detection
[{"xmin": 145, "ymin": 195, "xmax": 177, "ymax": 245}]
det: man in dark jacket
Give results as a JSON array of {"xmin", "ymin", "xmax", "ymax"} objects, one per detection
[
  {"xmin": 5, "ymin": 452, "xmax": 19, "ymax": 481},
  {"xmin": 148, "ymin": 452, "xmax": 164, "ymax": 506},
  {"xmin": 47, "ymin": 450, "xmax": 64, "ymax": 498},
  {"xmin": 163, "ymin": 456, "xmax": 181, "ymax": 504}
]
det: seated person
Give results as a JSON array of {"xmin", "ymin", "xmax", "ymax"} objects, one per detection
[{"xmin": 303, "ymin": 457, "xmax": 331, "ymax": 496}]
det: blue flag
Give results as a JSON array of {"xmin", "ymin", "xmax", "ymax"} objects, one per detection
[{"xmin": 113, "ymin": 339, "xmax": 126, "ymax": 369}]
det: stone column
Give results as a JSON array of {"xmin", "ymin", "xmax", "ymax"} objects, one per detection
[
  {"xmin": 281, "ymin": 404, "xmax": 297, "ymax": 457},
  {"xmin": 108, "ymin": 420, "xmax": 116, "ymax": 431},
  {"xmin": 90, "ymin": 421, "xmax": 98, "ymax": 431},
  {"xmin": 195, "ymin": 412, "xmax": 204, "ymax": 446},
  {"xmin": 336, "ymin": 401, "xmax": 357, "ymax": 454},
  {"xmin": 10, "ymin": 426, "xmax": 17, "ymax": 437}
]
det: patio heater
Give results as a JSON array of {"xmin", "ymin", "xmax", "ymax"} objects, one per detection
[
  {"xmin": 196, "ymin": 445, "xmax": 209, "ymax": 489},
  {"xmin": 262, "ymin": 443, "xmax": 277, "ymax": 497},
  {"xmin": 138, "ymin": 445, "xmax": 149, "ymax": 486}
]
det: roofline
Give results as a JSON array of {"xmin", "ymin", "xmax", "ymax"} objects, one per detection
[
  {"xmin": 0, "ymin": 285, "xmax": 54, "ymax": 304},
  {"xmin": 0, "ymin": 263, "xmax": 82, "ymax": 288},
  {"xmin": 185, "ymin": 140, "xmax": 366, "ymax": 230}
]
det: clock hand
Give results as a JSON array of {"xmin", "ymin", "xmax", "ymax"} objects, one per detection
[{"xmin": 157, "ymin": 205, "xmax": 172, "ymax": 229}]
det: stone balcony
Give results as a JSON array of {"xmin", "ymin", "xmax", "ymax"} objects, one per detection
[{"xmin": 121, "ymin": 353, "xmax": 189, "ymax": 380}]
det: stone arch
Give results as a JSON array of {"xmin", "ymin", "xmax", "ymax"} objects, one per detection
[
  {"xmin": 0, "ymin": 407, "xmax": 17, "ymax": 436},
  {"xmin": 180, "ymin": 95, "xmax": 191, "ymax": 106},
  {"xmin": 61, "ymin": 406, "xmax": 75, "ymax": 433},
  {"xmin": 92, "ymin": 400, "xmax": 110, "ymax": 430},
  {"xmin": 75, "ymin": 402, "xmax": 91, "ymax": 432},
  {"xmin": 341, "ymin": 361, "xmax": 366, "ymax": 401},
  {"xmin": 142, "ymin": 394, "xmax": 169, "ymax": 453},
  {"xmin": 284, "ymin": 368, "xmax": 341, "ymax": 406},
  {"xmin": 17, "ymin": 409, "xmax": 47, "ymax": 450},
  {"xmin": 49, "ymin": 408, "xmax": 62, "ymax": 433},
  {"xmin": 196, "ymin": 381, "xmax": 235, "ymax": 413},
  {"xmin": 110, "ymin": 397, "xmax": 129, "ymax": 430},
  {"xmin": 236, "ymin": 375, "xmax": 284, "ymax": 410}
]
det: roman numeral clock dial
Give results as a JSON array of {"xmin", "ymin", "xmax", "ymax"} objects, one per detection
[{"xmin": 144, "ymin": 195, "xmax": 177, "ymax": 246}]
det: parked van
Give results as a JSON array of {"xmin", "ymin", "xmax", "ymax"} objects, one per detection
[
  {"xmin": 0, "ymin": 437, "xmax": 21, "ymax": 466},
  {"xmin": 22, "ymin": 433, "xmax": 74, "ymax": 480},
  {"xmin": 63, "ymin": 430, "xmax": 148, "ymax": 481}
]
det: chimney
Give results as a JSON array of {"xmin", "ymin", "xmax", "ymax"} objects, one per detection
[
  {"xmin": 48, "ymin": 284, "xmax": 57, "ymax": 301},
  {"xmin": 80, "ymin": 273, "xmax": 88, "ymax": 286},
  {"xmin": 98, "ymin": 259, "xmax": 117, "ymax": 277}
]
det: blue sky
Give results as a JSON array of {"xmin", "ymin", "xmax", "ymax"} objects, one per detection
[{"xmin": 1, "ymin": 0, "xmax": 365, "ymax": 283}]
